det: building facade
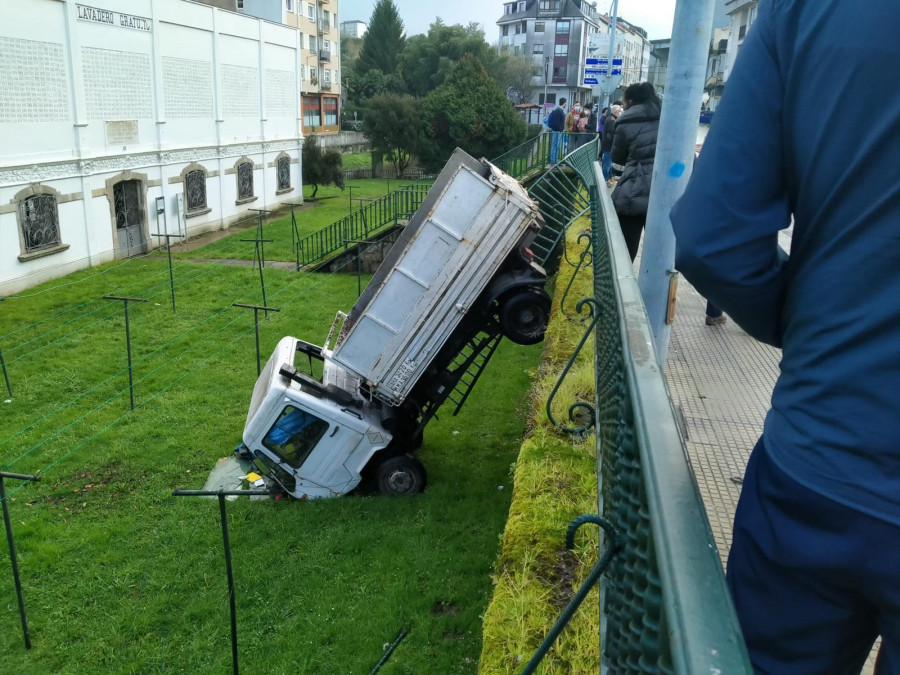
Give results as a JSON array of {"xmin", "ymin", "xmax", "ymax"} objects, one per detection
[
  {"xmin": 0, "ymin": 0, "xmax": 305, "ymax": 295},
  {"xmin": 496, "ymin": 0, "xmax": 603, "ymax": 111},
  {"xmin": 204, "ymin": 0, "xmax": 341, "ymax": 134},
  {"xmin": 340, "ymin": 20, "xmax": 365, "ymax": 38},
  {"xmin": 724, "ymin": 0, "xmax": 758, "ymax": 79}
]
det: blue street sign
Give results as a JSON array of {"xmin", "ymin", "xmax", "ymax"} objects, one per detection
[{"xmin": 584, "ymin": 77, "xmax": 600, "ymax": 85}]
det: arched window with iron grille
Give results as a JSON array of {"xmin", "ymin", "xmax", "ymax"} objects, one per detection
[
  {"xmin": 237, "ymin": 161, "xmax": 254, "ymax": 201},
  {"xmin": 21, "ymin": 194, "xmax": 61, "ymax": 253},
  {"xmin": 185, "ymin": 169, "xmax": 207, "ymax": 213},
  {"xmin": 277, "ymin": 156, "xmax": 291, "ymax": 191}
]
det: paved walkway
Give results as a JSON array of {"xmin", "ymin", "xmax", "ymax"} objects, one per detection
[{"xmin": 662, "ymin": 227, "xmax": 878, "ymax": 672}]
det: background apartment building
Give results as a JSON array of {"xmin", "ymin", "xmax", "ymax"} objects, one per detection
[
  {"xmin": 340, "ymin": 20, "xmax": 366, "ymax": 38},
  {"xmin": 496, "ymin": 0, "xmax": 651, "ymax": 110}
]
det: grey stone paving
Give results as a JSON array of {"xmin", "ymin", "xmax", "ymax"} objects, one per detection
[{"xmin": 661, "ymin": 227, "xmax": 878, "ymax": 672}]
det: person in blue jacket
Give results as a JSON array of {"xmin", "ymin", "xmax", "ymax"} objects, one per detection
[
  {"xmin": 547, "ymin": 98, "xmax": 566, "ymax": 164},
  {"xmin": 671, "ymin": 1, "xmax": 900, "ymax": 672}
]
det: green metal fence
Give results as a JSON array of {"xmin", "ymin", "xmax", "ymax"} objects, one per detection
[
  {"xmin": 295, "ymin": 184, "xmax": 430, "ymax": 266},
  {"xmin": 579, "ymin": 159, "xmax": 751, "ymax": 673},
  {"xmin": 490, "ymin": 132, "xmax": 597, "ymax": 181}
]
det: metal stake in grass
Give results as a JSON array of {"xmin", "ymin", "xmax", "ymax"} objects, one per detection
[
  {"xmin": 248, "ymin": 209, "xmax": 272, "ymax": 269},
  {"xmin": 172, "ymin": 489, "xmax": 271, "ymax": 675},
  {"xmin": 0, "ymin": 470, "xmax": 41, "ymax": 649},
  {"xmin": 284, "ymin": 202, "xmax": 303, "ymax": 271},
  {"xmin": 150, "ymin": 231, "xmax": 185, "ymax": 312},
  {"xmin": 232, "ymin": 303, "xmax": 280, "ymax": 376},
  {"xmin": 103, "ymin": 295, "xmax": 148, "ymax": 410},
  {"xmin": 239, "ymin": 238, "xmax": 274, "ymax": 316},
  {"xmin": 0, "ymin": 346, "xmax": 11, "ymax": 398}
]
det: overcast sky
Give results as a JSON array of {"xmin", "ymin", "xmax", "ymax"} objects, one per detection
[{"xmin": 340, "ymin": 0, "xmax": 685, "ymax": 43}]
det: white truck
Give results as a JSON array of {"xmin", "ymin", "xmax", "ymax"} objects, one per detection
[{"xmin": 237, "ymin": 149, "xmax": 552, "ymax": 498}]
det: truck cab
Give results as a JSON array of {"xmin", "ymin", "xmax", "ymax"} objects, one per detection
[{"xmin": 241, "ymin": 336, "xmax": 427, "ymax": 498}]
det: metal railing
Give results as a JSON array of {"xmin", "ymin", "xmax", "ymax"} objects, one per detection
[
  {"xmin": 295, "ymin": 184, "xmax": 429, "ymax": 266},
  {"xmin": 490, "ymin": 132, "xmax": 598, "ymax": 181},
  {"xmin": 572, "ymin": 156, "xmax": 751, "ymax": 672}
]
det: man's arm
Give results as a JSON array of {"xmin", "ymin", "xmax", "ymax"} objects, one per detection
[{"xmin": 671, "ymin": 0, "xmax": 791, "ymax": 347}]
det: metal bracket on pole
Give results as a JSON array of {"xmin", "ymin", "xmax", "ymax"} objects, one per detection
[
  {"xmin": 239, "ymin": 239, "xmax": 274, "ymax": 314},
  {"xmin": 0, "ymin": 471, "xmax": 41, "ymax": 649},
  {"xmin": 102, "ymin": 296, "xmax": 148, "ymax": 410},
  {"xmin": 232, "ymin": 303, "xmax": 280, "ymax": 376},
  {"xmin": 172, "ymin": 489, "xmax": 272, "ymax": 675},
  {"xmin": 150, "ymin": 232, "xmax": 185, "ymax": 313}
]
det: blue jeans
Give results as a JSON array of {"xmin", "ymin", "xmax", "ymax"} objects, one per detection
[
  {"xmin": 550, "ymin": 132, "xmax": 563, "ymax": 164},
  {"xmin": 728, "ymin": 439, "xmax": 897, "ymax": 674},
  {"xmin": 601, "ymin": 152, "xmax": 613, "ymax": 181}
]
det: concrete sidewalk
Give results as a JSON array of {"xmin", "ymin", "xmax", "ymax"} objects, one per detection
[{"xmin": 662, "ymin": 227, "xmax": 878, "ymax": 672}]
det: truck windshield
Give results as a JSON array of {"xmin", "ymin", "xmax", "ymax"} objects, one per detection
[{"xmin": 262, "ymin": 406, "xmax": 330, "ymax": 468}]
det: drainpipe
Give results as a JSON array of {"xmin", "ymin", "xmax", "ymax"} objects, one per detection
[{"xmin": 637, "ymin": 0, "xmax": 716, "ymax": 364}]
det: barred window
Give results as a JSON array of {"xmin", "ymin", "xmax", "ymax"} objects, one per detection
[
  {"xmin": 21, "ymin": 194, "xmax": 61, "ymax": 253},
  {"xmin": 277, "ymin": 156, "xmax": 291, "ymax": 191},
  {"xmin": 185, "ymin": 169, "xmax": 207, "ymax": 213},
  {"xmin": 237, "ymin": 162, "xmax": 254, "ymax": 200}
]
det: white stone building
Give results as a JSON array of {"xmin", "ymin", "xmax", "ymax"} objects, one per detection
[
  {"xmin": 724, "ymin": 0, "xmax": 758, "ymax": 79},
  {"xmin": 0, "ymin": 0, "xmax": 305, "ymax": 295}
]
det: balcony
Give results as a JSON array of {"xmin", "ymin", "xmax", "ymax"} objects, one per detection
[
  {"xmin": 321, "ymin": 82, "xmax": 332, "ymax": 91},
  {"xmin": 319, "ymin": 50, "xmax": 331, "ymax": 62},
  {"xmin": 705, "ymin": 71, "xmax": 725, "ymax": 88}
]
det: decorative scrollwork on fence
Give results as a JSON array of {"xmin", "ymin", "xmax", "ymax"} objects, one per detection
[
  {"xmin": 546, "ymin": 297, "xmax": 599, "ymax": 434},
  {"xmin": 560, "ymin": 232, "xmax": 593, "ymax": 317}
]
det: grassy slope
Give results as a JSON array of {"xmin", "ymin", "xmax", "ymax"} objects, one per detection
[
  {"xmin": 0, "ymin": 256, "xmax": 540, "ymax": 673},
  {"xmin": 177, "ymin": 178, "xmax": 431, "ymax": 264},
  {"xmin": 341, "ymin": 150, "xmax": 375, "ymax": 170},
  {"xmin": 479, "ymin": 220, "xmax": 600, "ymax": 674}
]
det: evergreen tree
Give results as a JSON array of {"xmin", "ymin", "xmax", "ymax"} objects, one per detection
[
  {"xmin": 358, "ymin": 0, "xmax": 405, "ymax": 76},
  {"xmin": 419, "ymin": 55, "xmax": 528, "ymax": 169}
]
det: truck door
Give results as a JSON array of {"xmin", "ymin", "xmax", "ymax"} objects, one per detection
[{"xmin": 259, "ymin": 404, "xmax": 363, "ymax": 497}]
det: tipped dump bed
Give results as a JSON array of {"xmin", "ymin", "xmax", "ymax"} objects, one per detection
[{"xmin": 330, "ymin": 148, "xmax": 542, "ymax": 406}]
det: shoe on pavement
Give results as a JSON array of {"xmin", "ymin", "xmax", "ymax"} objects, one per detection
[{"xmin": 705, "ymin": 315, "xmax": 727, "ymax": 326}]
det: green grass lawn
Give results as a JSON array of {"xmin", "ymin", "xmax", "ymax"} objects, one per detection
[
  {"xmin": 0, "ymin": 257, "xmax": 540, "ymax": 673},
  {"xmin": 341, "ymin": 150, "xmax": 376, "ymax": 170},
  {"xmin": 177, "ymin": 178, "xmax": 432, "ymax": 265}
]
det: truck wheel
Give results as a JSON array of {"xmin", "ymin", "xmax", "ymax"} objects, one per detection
[
  {"xmin": 500, "ymin": 289, "xmax": 551, "ymax": 345},
  {"xmin": 376, "ymin": 455, "xmax": 427, "ymax": 496}
]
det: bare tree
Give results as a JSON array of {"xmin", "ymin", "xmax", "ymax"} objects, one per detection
[{"xmin": 502, "ymin": 53, "xmax": 539, "ymax": 105}]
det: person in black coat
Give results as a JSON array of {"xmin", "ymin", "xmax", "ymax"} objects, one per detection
[
  {"xmin": 610, "ymin": 83, "xmax": 661, "ymax": 261},
  {"xmin": 600, "ymin": 102, "xmax": 622, "ymax": 181}
]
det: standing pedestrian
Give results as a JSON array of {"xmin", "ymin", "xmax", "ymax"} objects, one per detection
[
  {"xmin": 672, "ymin": 1, "xmax": 900, "ymax": 672},
  {"xmin": 610, "ymin": 83, "xmax": 661, "ymax": 261},
  {"xmin": 547, "ymin": 98, "xmax": 566, "ymax": 164},
  {"xmin": 600, "ymin": 103, "xmax": 622, "ymax": 182}
]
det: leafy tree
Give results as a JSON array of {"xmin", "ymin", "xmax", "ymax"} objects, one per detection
[
  {"xmin": 501, "ymin": 53, "xmax": 539, "ymax": 105},
  {"xmin": 358, "ymin": 0, "xmax": 405, "ymax": 76},
  {"xmin": 363, "ymin": 94, "xmax": 421, "ymax": 178},
  {"xmin": 419, "ymin": 55, "xmax": 528, "ymax": 170},
  {"xmin": 399, "ymin": 21, "xmax": 504, "ymax": 98},
  {"xmin": 302, "ymin": 135, "xmax": 345, "ymax": 198}
]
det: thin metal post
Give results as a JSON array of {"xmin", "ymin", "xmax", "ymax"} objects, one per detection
[
  {"xmin": 285, "ymin": 202, "xmax": 303, "ymax": 271},
  {"xmin": 218, "ymin": 494, "xmax": 239, "ymax": 675},
  {"xmin": 0, "ymin": 346, "xmax": 11, "ymax": 398},
  {"xmin": 232, "ymin": 303, "xmax": 280, "ymax": 376},
  {"xmin": 0, "ymin": 471, "xmax": 41, "ymax": 650},
  {"xmin": 638, "ymin": 0, "xmax": 716, "ymax": 363},
  {"xmin": 604, "ymin": 0, "xmax": 619, "ymax": 108},
  {"xmin": 248, "ymin": 209, "xmax": 271, "ymax": 271},
  {"xmin": 103, "ymin": 296, "xmax": 148, "ymax": 410},
  {"xmin": 171, "ymin": 488, "xmax": 270, "ymax": 675},
  {"xmin": 239, "ymin": 239, "xmax": 274, "ymax": 316},
  {"xmin": 151, "ymin": 232, "xmax": 185, "ymax": 313}
]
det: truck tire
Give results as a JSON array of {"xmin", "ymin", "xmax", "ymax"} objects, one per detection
[
  {"xmin": 376, "ymin": 455, "xmax": 427, "ymax": 496},
  {"xmin": 500, "ymin": 288, "xmax": 551, "ymax": 345}
]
